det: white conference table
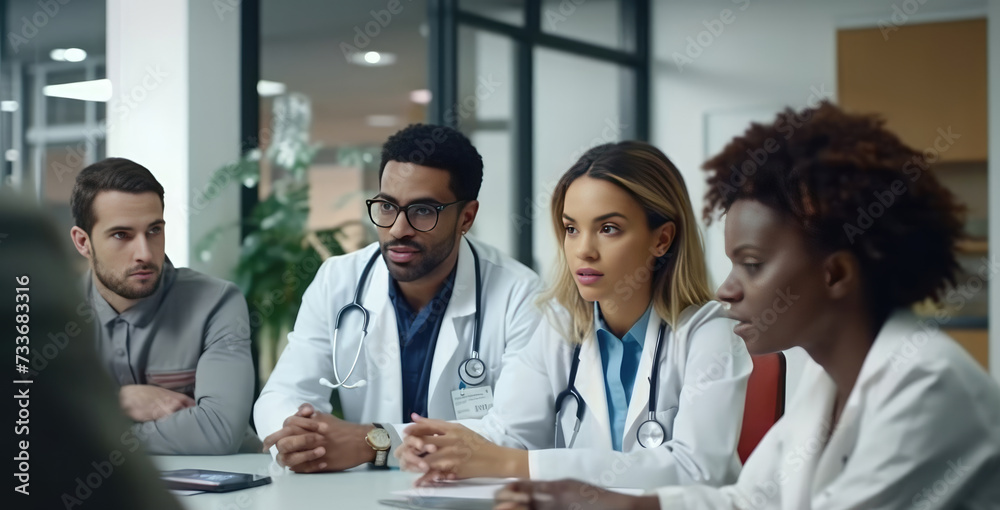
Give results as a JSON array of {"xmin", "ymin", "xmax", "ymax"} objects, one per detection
[{"xmin": 153, "ymin": 454, "xmax": 426, "ymax": 510}]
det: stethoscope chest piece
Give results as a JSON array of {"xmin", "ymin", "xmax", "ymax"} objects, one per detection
[
  {"xmin": 636, "ymin": 417, "xmax": 666, "ymax": 449},
  {"xmin": 458, "ymin": 357, "xmax": 486, "ymax": 386}
]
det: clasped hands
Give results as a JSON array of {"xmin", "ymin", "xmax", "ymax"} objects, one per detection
[{"xmin": 261, "ymin": 403, "xmax": 375, "ymax": 473}]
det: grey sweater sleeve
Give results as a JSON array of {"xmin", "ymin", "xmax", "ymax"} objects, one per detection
[{"xmin": 134, "ymin": 283, "xmax": 254, "ymax": 455}]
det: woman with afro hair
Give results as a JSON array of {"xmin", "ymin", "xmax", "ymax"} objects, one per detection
[{"xmin": 494, "ymin": 101, "xmax": 1000, "ymax": 510}]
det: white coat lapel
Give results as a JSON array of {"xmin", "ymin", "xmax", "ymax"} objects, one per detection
[
  {"xmin": 811, "ymin": 399, "xmax": 859, "ymax": 496},
  {"xmin": 780, "ymin": 365, "xmax": 836, "ymax": 510},
  {"xmin": 577, "ymin": 334, "xmax": 613, "ymax": 448},
  {"xmin": 427, "ymin": 239, "xmax": 478, "ymax": 414},
  {"xmin": 811, "ymin": 313, "xmax": 908, "ymax": 495},
  {"xmin": 810, "ymin": 364, "xmax": 874, "ymax": 495},
  {"xmin": 361, "ymin": 255, "xmax": 403, "ymax": 422},
  {"xmin": 624, "ymin": 316, "xmax": 666, "ymax": 441}
]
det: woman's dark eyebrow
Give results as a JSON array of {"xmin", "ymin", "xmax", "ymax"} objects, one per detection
[
  {"xmin": 562, "ymin": 212, "xmax": 627, "ymax": 223},
  {"xmin": 594, "ymin": 212, "xmax": 626, "ymax": 222},
  {"xmin": 731, "ymin": 244, "xmax": 760, "ymax": 255}
]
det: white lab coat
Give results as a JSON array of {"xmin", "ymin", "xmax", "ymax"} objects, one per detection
[
  {"xmin": 655, "ymin": 310, "xmax": 1000, "ymax": 509},
  {"xmin": 464, "ymin": 300, "xmax": 752, "ymax": 489},
  {"xmin": 254, "ymin": 239, "xmax": 542, "ymax": 462}
]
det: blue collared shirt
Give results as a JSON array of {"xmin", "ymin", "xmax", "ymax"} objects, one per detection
[
  {"xmin": 388, "ymin": 265, "xmax": 458, "ymax": 423},
  {"xmin": 595, "ymin": 303, "xmax": 653, "ymax": 451}
]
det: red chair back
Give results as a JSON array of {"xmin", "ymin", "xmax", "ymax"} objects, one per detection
[{"xmin": 737, "ymin": 352, "xmax": 786, "ymax": 463}]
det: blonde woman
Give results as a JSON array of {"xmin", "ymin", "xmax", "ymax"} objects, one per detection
[{"xmin": 395, "ymin": 141, "xmax": 752, "ymax": 489}]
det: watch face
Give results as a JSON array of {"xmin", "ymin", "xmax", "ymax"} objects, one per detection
[{"xmin": 368, "ymin": 427, "xmax": 391, "ymax": 449}]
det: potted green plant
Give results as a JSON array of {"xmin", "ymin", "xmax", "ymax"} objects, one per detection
[{"xmin": 197, "ymin": 93, "xmax": 346, "ymax": 382}]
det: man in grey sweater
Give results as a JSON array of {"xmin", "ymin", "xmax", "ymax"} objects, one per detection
[{"xmin": 69, "ymin": 157, "xmax": 254, "ymax": 454}]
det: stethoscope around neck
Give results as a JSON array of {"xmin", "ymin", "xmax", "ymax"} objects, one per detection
[
  {"xmin": 319, "ymin": 238, "xmax": 485, "ymax": 390},
  {"xmin": 554, "ymin": 322, "xmax": 669, "ymax": 449}
]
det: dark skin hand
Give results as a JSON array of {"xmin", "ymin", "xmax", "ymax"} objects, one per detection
[
  {"xmin": 261, "ymin": 403, "xmax": 375, "ymax": 473},
  {"xmin": 493, "ymin": 480, "xmax": 660, "ymax": 510}
]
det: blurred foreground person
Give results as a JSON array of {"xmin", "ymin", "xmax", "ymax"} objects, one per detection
[{"xmin": 3, "ymin": 193, "xmax": 183, "ymax": 510}]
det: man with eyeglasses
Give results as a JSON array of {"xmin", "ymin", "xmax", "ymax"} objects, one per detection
[{"xmin": 254, "ymin": 124, "xmax": 542, "ymax": 472}]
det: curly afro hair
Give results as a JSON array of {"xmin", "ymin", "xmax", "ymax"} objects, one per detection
[
  {"xmin": 379, "ymin": 124, "xmax": 484, "ymax": 201},
  {"xmin": 703, "ymin": 101, "xmax": 965, "ymax": 317}
]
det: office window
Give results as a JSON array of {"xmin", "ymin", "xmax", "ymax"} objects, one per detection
[
  {"xmin": 431, "ymin": 0, "xmax": 649, "ymax": 273},
  {"xmin": 1, "ymin": 0, "xmax": 107, "ymax": 247},
  {"xmin": 258, "ymin": 0, "xmax": 430, "ymax": 254}
]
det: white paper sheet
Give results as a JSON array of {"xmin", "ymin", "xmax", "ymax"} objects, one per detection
[
  {"xmin": 391, "ymin": 482, "xmax": 506, "ymax": 500},
  {"xmin": 391, "ymin": 479, "xmax": 644, "ymax": 500}
]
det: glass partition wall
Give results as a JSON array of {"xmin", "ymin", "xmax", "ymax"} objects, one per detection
[{"xmin": 429, "ymin": 0, "xmax": 649, "ymax": 276}]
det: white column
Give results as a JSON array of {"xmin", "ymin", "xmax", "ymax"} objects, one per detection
[
  {"xmin": 989, "ymin": 1, "xmax": 1000, "ymax": 383},
  {"xmin": 106, "ymin": 0, "xmax": 240, "ymax": 278}
]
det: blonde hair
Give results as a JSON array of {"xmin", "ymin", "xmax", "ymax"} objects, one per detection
[{"xmin": 539, "ymin": 141, "xmax": 713, "ymax": 344}]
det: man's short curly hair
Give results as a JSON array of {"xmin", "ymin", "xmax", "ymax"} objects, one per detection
[
  {"xmin": 379, "ymin": 124, "xmax": 484, "ymax": 201},
  {"xmin": 703, "ymin": 101, "xmax": 965, "ymax": 315}
]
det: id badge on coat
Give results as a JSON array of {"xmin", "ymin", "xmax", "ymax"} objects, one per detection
[{"xmin": 451, "ymin": 385, "xmax": 494, "ymax": 419}]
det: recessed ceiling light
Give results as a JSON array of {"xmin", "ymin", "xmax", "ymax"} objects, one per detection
[
  {"xmin": 257, "ymin": 80, "xmax": 286, "ymax": 97},
  {"xmin": 350, "ymin": 51, "xmax": 396, "ymax": 67},
  {"xmin": 43, "ymin": 79, "xmax": 112, "ymax": 102},
  {"xmin": 64, "ymin": 48, "xmax": 87, "ymax": 62},
  {"xmin": 0, "ymin": 101, "xmax": 18, "ymax": 112},
  {"xmin": 366, "ymin": 114, "xmax": 399, "ymax": 127},
  {"xmin": 409, "ymin": 89, "xmax": 432, "ymax": 105},
  {"xmin": 51, "ymin": 48, "xmax": 87, "ymax": 62}
]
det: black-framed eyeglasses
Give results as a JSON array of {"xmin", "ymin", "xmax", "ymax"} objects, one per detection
[{"xmin": 366, "ymin": 199, "xmax": 465, "ymax": 232}]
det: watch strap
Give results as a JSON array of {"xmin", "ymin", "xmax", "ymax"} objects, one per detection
[{"xmin": 371, "ymin": 423, "xmax": 390, "ymax": 468}]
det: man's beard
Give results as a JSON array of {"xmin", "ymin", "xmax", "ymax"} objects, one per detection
[
  {"xmin": 92, "ymin": 249, "xmax": 163, "ymax": 300},
  {"xmin": 380, "ymin": 234, "xmax": 457, "ymax": 283}
]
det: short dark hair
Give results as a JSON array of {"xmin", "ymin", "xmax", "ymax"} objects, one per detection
[
  {"xmin": 71, "ymin": 157, "xmax": 165, "ymax": 235},
  {"xmin": 703, "ymin": 101, "xmax": 965, "ymax": 318},
  {"xmin": 379, "ymin": 124, "xmax": 483, "ymax": 201}
]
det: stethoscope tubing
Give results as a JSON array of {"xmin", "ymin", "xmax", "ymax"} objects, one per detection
[
  {"xmin": 325, "ymin": 238, "xmax": 484, "ymax": 390},
  {"xmin": 555, "ymin": 321, "xmax": 669, "ymax": 448}
]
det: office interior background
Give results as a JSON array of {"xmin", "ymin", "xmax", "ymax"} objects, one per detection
[{"xmin": 1, "ymin": 0, "xmax": 997, "ymax": 397}]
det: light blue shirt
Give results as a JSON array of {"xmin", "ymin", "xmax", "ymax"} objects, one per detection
[{"xmin": 595, "ymin": 303, "xmax": 653, "ymax": 451}]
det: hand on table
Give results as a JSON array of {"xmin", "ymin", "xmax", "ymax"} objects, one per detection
[
  {"xmin": 261, "ymin": 403, "xmax": 375, "ymax": 473},
  {"xmin": 396, "ymin": 413, "xmax": 528, "ymax": 485},
  {"xmin": 494, "ymin": 480, "xmax": 659, "ymax": 510},
  {"xmin": 119, "ymin": 384, "xmax": 195, "ymax": 422}
]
